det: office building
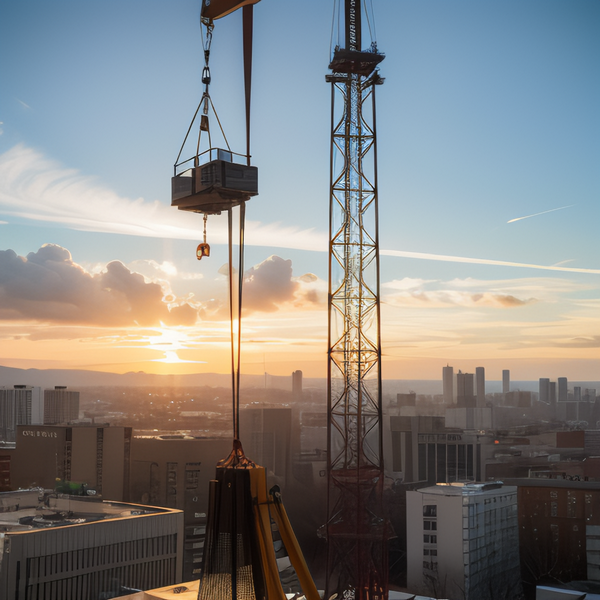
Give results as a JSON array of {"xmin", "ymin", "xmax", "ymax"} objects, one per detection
[
  {"xmin": 0, "ymin": 386, "xmax": 42, "ymax": 442},
  {"xmin": 502, "ymin": 370, "xmax": 510, "ymax": 394},
  {"xmin": 407, "ymin": 482, "xmax": 521, "ymax": 599},
  {"xmin": 44, "ymin": 386, "xmax": 80, "ymax": 424},
  {"xmin": 10, "ymin": 424, "xmax": 131, "ymax": 500},
  {"xmin": 129, "ymin": 435, "xmax": 231, "ymax": 580},
  {"xmin": 388, "ymin": 416, "xmax": 485, "ymax": 483},
  {"xmin": 442, "ymin": 365, "xmax": 454, "ymax": 405},
  {"xmin": 0, "ymin": 489, "xmax": 183, "ymax": 600},
  {"xmin": 475, "ymin": 367, "xmax": 485, "ymax": 408}
]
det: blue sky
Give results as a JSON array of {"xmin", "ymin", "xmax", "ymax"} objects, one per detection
[{"xmin": 0, "ymin": 0, "xmax": 599, "ymax": 380}]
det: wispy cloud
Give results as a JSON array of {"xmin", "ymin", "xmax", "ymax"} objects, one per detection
[
  {"xmin": 1, "ymin": 145, "xmax": 598, "ymax": 275},
  {"xmin": 507, "ymin": 205, "xmax": 574, "ymax": 224}
]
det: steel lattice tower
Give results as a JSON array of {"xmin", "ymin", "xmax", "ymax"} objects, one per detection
[{"xmin": 325, "ymin": 1, "xmax": 387, "ymax": 599}]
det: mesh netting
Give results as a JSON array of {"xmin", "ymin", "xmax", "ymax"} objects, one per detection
[{"xmin": 199, "ymin": 444, "xmax": 266, "ymax": 600}]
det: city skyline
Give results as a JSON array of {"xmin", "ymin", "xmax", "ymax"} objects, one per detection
[{"xmin": 0, "ymin": 1, "xmax": 599, "ymax": 380}]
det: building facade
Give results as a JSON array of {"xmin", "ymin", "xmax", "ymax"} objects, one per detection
[
  {"xmin": 406, "ymin": 482, "xmax": 521, "ymax": 599},
  {"xmin": 128, "ymin": 435, "xmax": 231, "ymax": 581},
  {"xmin": 0, "ymin": 386, "xmax": 43, "ymax": 442},
  {"xmin": 10, "ymin": 424, "xmax": 131, "ymax": 500},
  {"xmin": 43, "ymin": 386, "xmax": 80, "ymax": 425},
  {"xmin": 0, "ymin": 489, "xmax": 183, "ymax": 600}
]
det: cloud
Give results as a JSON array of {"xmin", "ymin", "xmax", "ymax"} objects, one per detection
[
  {"xmin": 0, "ymin": 245, "xmax": 198, "ymax": 327},
  {"xmin": 385, "ymin": 289, "xmax": 535, "ymax": 309},
  {"xmin": 383, "ymin": 277, "xmax": 540, "ymax": 308},
  {"xmin": 219, "ymin": 255, "xmax": 324, "ymax": 315},
  {"xmin": 1, "ymin": 145, "xmax": 599, "ymax": 274},
  {"xmin": 553, "ymin": 336, "xmax": 600, "ymax": 349},
  {"xmin": 0, "ymin": 144, "xmax": 324, "ymax": 251}
]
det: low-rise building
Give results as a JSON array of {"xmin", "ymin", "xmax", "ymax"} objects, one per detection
[{"xmin": 0, "ymin": 489, "xmax": 183, "ymax": 600}]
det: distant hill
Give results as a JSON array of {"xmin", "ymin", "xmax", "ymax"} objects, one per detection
[{"xmin": 1, "ymin": 365, "xmax": 597, "ymax": 395}]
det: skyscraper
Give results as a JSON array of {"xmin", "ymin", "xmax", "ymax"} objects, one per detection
[
  {"xmin": 476, "ymin": 367, "xmax": 485, "ymax": 408},
  {"xmin": 502, "ymin": 370, "xmax": 510, "ymax": 394},
  {"xmin": 443, "ymin": 365, "xmax": 454, "ymax": 405},
  {"xmin": 456, "ymin": 371, "xmax": 475, "ymax": 408},
  {"xmin": 558, "ymin": 377, "xmax": 568, "ymax": 403},
  {"xmin": 539, "ymin": 378, "xmax": 550, "ymax": 405}
]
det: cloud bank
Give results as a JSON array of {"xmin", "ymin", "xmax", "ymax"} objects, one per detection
[{"xmin": 0, "ymin": 245, "xmax": 197, "ymax": 327}]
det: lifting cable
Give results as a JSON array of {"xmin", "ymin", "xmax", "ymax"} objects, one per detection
[{"xmin": 229, "ymin": 5, "xmax": 253, "ymax": 441}]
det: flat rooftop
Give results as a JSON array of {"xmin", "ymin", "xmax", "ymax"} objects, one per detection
[{"xmin": 0, "ymin": 489, "xmax": 179, "ymax": 533}]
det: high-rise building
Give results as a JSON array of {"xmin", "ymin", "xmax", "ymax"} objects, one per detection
[
  {"xmin": 292, "ymin": 370, "xmax": 303, "ymax": 398},
  {"xmin": 0, "ymin": 385, "xmax": 42, "ymax": 442},
  {"xmin": 475, "ymin": 367, "xmax": 485, "ymax": 407},
  {"xmin": 456, "ymin": 371, "xmax": 475, "ymax": 408},
  {"xmin": 539, "ymin": 378, "xmax": 550, "ymax": 405},
  {"xmin": 0, "ymin": 489, "xmax": 183, "ymax": 599},
  {"xmin": 442, "ymin": 365, "xmax": 454, "ymax": 405},
  {"xmin": 502, "ymin": 370, "xmax": 510, "ymax": 394},
  {"xmin": 43, "ymin": 385, "xmax": 79, "ymax": 424},
  {"xmin": 558, "ymin": 377, "xmax": 568, "ymax": 403},
  {"xmin": 406, "ymin": 482, "xmax": 521, "ymax": 599}
]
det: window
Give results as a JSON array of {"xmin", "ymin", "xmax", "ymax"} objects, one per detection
[
  {"xmin": 423, "ymin": 520, "xmax": 437, "ymax": 531},
  {"xmin": 423, "ymin": 535, "xmax": 437, "ymax": 544},
  {"xmin": 423, "ymin": 505, "xmax": 437, "ymax": 517}
]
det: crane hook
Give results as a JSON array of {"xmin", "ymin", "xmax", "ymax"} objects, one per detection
[{"xmin": 196, "ymin": 214, "xmax": 210, "ymax": 260}]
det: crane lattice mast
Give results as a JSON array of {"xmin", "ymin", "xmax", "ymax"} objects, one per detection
[{"xmin": 325, "ymin": 0, "xmax": 387, "ymax": 598}]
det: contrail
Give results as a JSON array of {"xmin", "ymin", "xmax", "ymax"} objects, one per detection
[
  {"xmin": 507, "ymin": 205, "xmax": 574, "ymax": 224},
  {"xmin": 380, "ymin": 249, "xmax": 600, "ymax": 274}
]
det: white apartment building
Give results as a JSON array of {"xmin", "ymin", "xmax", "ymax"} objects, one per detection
[{"xmin": 407, "ymin": 482, "xmax": 521, "ymax": 600}]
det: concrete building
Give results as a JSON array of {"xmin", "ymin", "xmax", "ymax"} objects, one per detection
[
  {"xmin": 0, "ymin": 386, "xmax": 43, "ymax": 442},
  {"xmin": 43, "ymin": 386, "xmax": 80, "ymax": 424},
  {"xmin": 0, "ymin": 489, "xmax": 183, "ymax": 600},
  {"xmin": 128, "ymin": 435, "xmax": 231, "ymax": 581},
  {"xmin": 503, "ymin": 478, "xmax": 600, "ymax": 589},
  {"xmin": 442, "ymin": 365, "xmax": 454, "ymax": 405},
  {"xmin": 475, "ymin": 367, "xmax": 485, "ymax": 408},
  {"xmin": 10, "ymin": 424, "xmax": 131, "ymax": 500},
  {"xmin": 239, "ymin": 407, "xmax": 293, "ymax": 486},
  {"xmin": 387, "ymin": 416, "xmax": 486, "ymax": 483},
  {"xmin": 406, "ymin": 482, "xmax": 521, "ymax": 599},
  {"xmin": 445, "ymin": 406, "xmax": 493, "ymax": 431},
  {"xmin": 502, "ymin": 369, "xmax": 510, "ymax": 394}
]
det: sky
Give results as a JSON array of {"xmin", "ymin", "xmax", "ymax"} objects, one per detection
[{"xmin": 0, "ymin": 0, "xmax": 599, "ymax": 382}]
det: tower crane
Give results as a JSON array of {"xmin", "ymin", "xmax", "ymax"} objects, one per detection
[{"xmin": 325, "ymin": 1, "xmax": 388, "ymax": 599}]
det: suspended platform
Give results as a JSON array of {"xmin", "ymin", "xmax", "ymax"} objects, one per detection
[{"xmin": 172, "ymin": 148, "xmax": 258, "ymax": 215}]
